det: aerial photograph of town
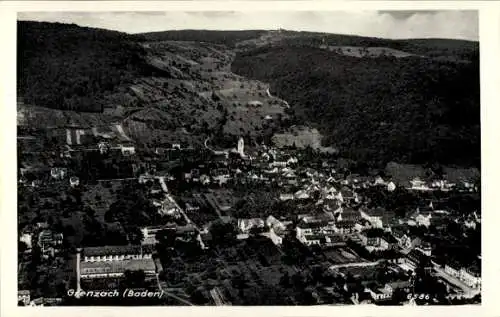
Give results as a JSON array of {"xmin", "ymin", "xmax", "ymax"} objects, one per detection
[{"xmin": 16, "ymin": 10, "xmax": 480, "ymax": 306}]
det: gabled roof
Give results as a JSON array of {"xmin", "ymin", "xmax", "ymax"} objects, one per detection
[
  {"xmin": 336, "ymin": 220, "xmax": 356, "ymax": 228},
  {"xmin": 364, "ymin": 207, "xmax": 394, "ymax": 217},
  {"xmin": 363, "ymin": 228, "xmax": 386, "ymax": 238},
  {"xmin": 297, "ymin": 221, "xmax": 326, "ymax": 229},
  {"xmin": 80, "ymin": 258, "xmax": 156, "ymax": 275},
  {"xmin": 342, "ymin": 208, "xmax": 361, "ymax": 218},
  {"xmin": 383, "ymin": 233, "xmax": 398, "ymax": 243},
  {"xmin": 83, "ymin": 244, "xmax": 154, "ymax": 257},
  {"xmin": 340, "ymin": 187, "xmax": 355, "ymax": 198}
]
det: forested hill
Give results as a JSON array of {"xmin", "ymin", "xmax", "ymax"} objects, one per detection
[
  {"xmin": 17, "ymin": 21, "xmax": 161, "ymax": 112},
  {"xmin": 138, "ymin": 29, "xmax": 267, "ymax": 47},
  {"xmin": 18, "ymin": 21, "xmax": 480, "ymax": 168},
  {"xmin": 232, "ymin": 43, "xmax": 480, "ymax": 168}
]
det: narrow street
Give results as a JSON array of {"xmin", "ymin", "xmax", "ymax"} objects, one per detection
[{"xmin": 156, "ymin": 176, "xmax": 200, "ymax": 231}]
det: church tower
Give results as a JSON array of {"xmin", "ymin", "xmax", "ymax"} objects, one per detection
[{"xmin": 237, "ymin": 137, "xmax": 245, "ymax": 157}]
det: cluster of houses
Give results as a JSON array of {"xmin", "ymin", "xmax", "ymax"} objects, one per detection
[
  {"xmin": 18, "ymin": 166, "xmax": 80, "ymax": 188},
  {"xmin": 18, "ymin": 222, "xmax": 64, "ymax": 259},
  {"xmin": 17, "ymin": 134, "xmax": 481, "ymax": 305},
  {"xmin": 407, "ymin": 177, "xmax": 478, "ymax": 193},
  {"xmin": 443, "ymin": 263, "xmax": 481, "ymax": 289}
]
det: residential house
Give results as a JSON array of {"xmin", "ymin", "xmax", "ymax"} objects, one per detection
[
  {"xmin": 158, "ymin": 196, "xmax": 180, "ymax": 216},
  {"xmin": 414, "ymin": 212, "xmax": 432, "ymax": 228},
  {"xmin": 373, "ymin": 176, "xmax": 387, "ymax": 186},
  {"xmin": 238, "ymin": 218, "xmax": 265, "ymax": 234},
  {"xmin": 354, "ymin": 220, "xmax": 368, "ymax": 232},
  {"xmin": 265, "ymin": 167, "xmax": 279, "ymax": 174},
  {"xmin": 360, "ymin": 207, "xmax": 396, "ymax": 228},
  {"xmin": 270, "ymin": 161, "xmax": 288, "ymax": 168},
  {"xmin": 463, "ymin": 214, "xmax": 477, "ymax": 229},
  {"xmin": 324, "ymin": 234, "xmax": 347, "ymax": 247},
  {"xmin": 19, "ymin": 232, "xmax": 33, "ymax": 250},
  {"xmin": 324, "ymin": 200, "xmax": 342, "ymax": 213},
  {"xmin": 268, "ymin": 227, "xmax": 286, "ymax": 246},
  {"xmin": 29, "ymin": 297, "xmax": 63, "ymax": 306},
  {"xmin": 18, "ymin": 290, "xmax": 31, "ymax": 306},
  {"xmin": 279, "ymin": 193, "xmax": 295, "ymax": 201},
  {"xmin": 185, "ymin": 203, "xmax": 200, "ymax": 212},
  {"xmin": 459, "ymin": 266, "xmax": 481, "ymax": 289},
  {"xmin": 138, "ymin": 173, "xmax": 155, "ymax": 184},
  {"xmin": 175, "ymin": 224, "xmax": 199, "ymax": 243},
  {"xmin": 408, "ymin": 177, "xmax": 430, "ymax": 191},
  {"xmin": 140, "ymin": 223, "xmax": 177, "ymax": 245},
  {"xmin": 339, "ymin": 187, "xmax": 358, "ymax": 203},
  {"xmin": 69, "ymin": 176, "xmax": 80, "ymax": 187},
  {"xmin": 430, "ymin": 179, "xmax": 445, "ymax": 190},
  {"xmin": 387, "ymin": 181, "xmax": 396, "ymax": 192},
  {"xmin": 366, "ymin": 285, "xmax": 392, "ymax": 302},
  {"xmin": 37, "ymin": 230, "xmax": 63, "ymax": 257},
  {"xmin": 296, "ymin": 220, "xmax": 336, "ymax": 246},
  {"xmin": 299, "ymin": 212, "xmax": 336, "ymax": 225},
  {"xmin": 394, "ymin": 233, "xmax": 412, "ymax": 250},
  {"xmin": 416, "ymin": 242, "xmax": 432, "ymax": 256},
  {"xmin": 443, "ymin": 263, "xmax": 481, "ymax": 289},
  {"xmin": 416, "ymin": 200, "xmax": 434, "ymax": 213},
  {"xmin": 266, "ymin": 215, "xmax": 287, "ymax": 232},
  {"xmin": 300, "ymin": 234, "xmax": 323, "ymax": 246},
  {"xmin": 338, "ymin": 208, "xmax": 361, "ymax": 223},
  {"xmin": 31, "ymin": 179, "xmax": 43, "ymax": 188},
  {"xmin": 213, "ymin": 174, "xmax": 231, "ymax": 185},
  {"xmin": 345, "ymin": 174, "xmax": 362, "ymax": 185},
  {"xmin": 384, "ymin": 280, "xmax": 411, "ymax": 294},
  {"xmin": 322, "ymin": 184, "xmax": 338, "ymax": 196},
  {"xmin": 294, "ymin": 190, "xmax": 310, "ymax": 200},
  {"xmin": 120, "ymin": 144, "xmax": 136, "ymax": 156},
  {"xmin": 430, "ymin": 212, "xmax": 448, "ymax": 229},
  {"xmin": 50, "ymin": 167, "xmax": 67, "ymax": 180},
  {"xmin": 382, "ymin": 232, "xmax": 399, "ymax": 250},
  {"xmin": 98, "ymin": 141, "xmax": 110, "ymax": 154},
  {"xmin": 402, "ymin": 249, "xmax": 429, "ymax": 271},
  {"xmin": 359, "ymin": 229, "xmax": 389, "ymax": 251},
  {"xmin": 392, "ymin": 230, "xmax": 422, "ymax": 252},
  {"xmin": 335, "ymin": 208, "xmax": 361, "ymax": 234},
  {"xmin": 336, "ymin": 220, "xmax": 357, "ymax": 234},
  {"xmin": 200, "ymin": 174, "xmax": 211, "ymax": 185}
]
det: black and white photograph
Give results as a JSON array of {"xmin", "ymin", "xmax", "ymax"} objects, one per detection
[{"xmin": 10, "ymin": 5, "xmax": 484, "ymax": 309}]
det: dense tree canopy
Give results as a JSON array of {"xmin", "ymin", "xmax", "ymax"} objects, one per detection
[
  {"xmin": 232, "ymin": 44, "xmax": 479, "ymax": 168},
  {"xmin": 18, "ymin": 21, "xmax": 161, "ymax": 112}
]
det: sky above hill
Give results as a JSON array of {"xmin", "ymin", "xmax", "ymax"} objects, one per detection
[{"xmin": 18, "ymin": 10, "xmax": 478, "ymax": 41}]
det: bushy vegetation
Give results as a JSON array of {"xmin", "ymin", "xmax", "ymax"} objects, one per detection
[{"xmin": 232, "ymin": 44, "xmax": 480, "ymax": 168}]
